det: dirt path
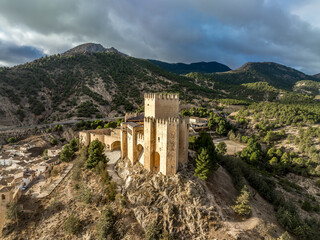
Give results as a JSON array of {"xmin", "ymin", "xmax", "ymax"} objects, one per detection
[
  {"xmin": 213, "ymin": 138, "xmax": 246, "ymax": 155},
  {"xmin": 105, "ymin": 151, "xmax": 123, "ymax": 191},
  {"xmin": 37, "ymin": 164, "xmax": 73, "ymax": 198}
]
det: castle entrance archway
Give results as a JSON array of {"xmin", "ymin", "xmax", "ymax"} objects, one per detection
[
  {"xmin": 111, "ymin": 141, "xmax": 121, "ymax": 151},
  {"xmin": 152, "ymin": 152, "xmax": 160, "ymax": 173}
]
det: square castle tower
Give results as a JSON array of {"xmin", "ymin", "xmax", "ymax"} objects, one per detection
[{"xmin": 121, "ymin": 93, "xmax": 189, "ymax": 176}]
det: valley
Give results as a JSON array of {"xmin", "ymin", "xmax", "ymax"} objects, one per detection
[{"xmin": 1, "ymin": 43, "xmax": 320, "ymax": 239}]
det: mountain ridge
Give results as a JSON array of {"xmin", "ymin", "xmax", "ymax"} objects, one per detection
[
  {"xmin": 0, "ymin": 43, "xmax": 318, "ymax": 127},
  {"xmin": 149, "ymin": 59, "xmax": 231, "ymax": 74},
  {"xmin": 63, "ymin": 43, "xmax": 124, "ymax": 56}
]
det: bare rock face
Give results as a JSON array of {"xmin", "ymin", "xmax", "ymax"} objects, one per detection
[
  {"xmin": 63, "ymin": 43, "xmax": 124, "ymax": 56},
  {"xmin": 116, "ymin": 159, "xmax": 221, "ymax": 239}
]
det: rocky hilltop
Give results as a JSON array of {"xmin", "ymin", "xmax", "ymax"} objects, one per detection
[{"xmin": 63, "ymin": 43, "xmax": 124, "ymax": 56}]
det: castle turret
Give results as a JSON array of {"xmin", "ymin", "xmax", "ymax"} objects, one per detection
[{"xmin": 144, "ymin": 93, "xmax": 179, "ymax": 119}]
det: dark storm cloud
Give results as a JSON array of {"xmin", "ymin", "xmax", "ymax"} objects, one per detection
[
  {"xmin": 0, "ymin": 40, "xmax": 44, "ymax": 66},
  {"xmin": 0, "ymin": 0, "xmax": 320, "ymax": 73}
]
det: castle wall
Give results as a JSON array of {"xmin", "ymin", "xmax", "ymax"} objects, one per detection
[
  {"xmin": 79, "ymin": 132, "xmax": 90, "ymax": 147},
  {"xmin": 155, "ymin": 118, "xmax": 179, "ymax": 176},
  {"xmin": 166, "ymin": 120, "xmax": 179, "ymax": 176},
  {"xmin": 121, "ymin": 124, "xmax": 128, "ymax": 159},
  {"xmin": 104, "ymin": 128, "xmax": 121, "ymax": 151},
  {"xmin": 156, "ymin": 119, "xmax": 168, "ymax": 174},
  {"xmin": 90, "ymin": 133, "xmax": 105, "ymax": 145},
  {"xmin": 179, "ymin": 118, "xmax": 189, "ymax": 165},
  {"xmin": 144, "ymin": 117, "xmax": 155, "ymax": 171}
]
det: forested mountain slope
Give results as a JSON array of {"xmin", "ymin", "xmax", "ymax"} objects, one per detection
[
  {"xmin": 0, "ymin": 44, "xmax": 215, "ymax": 127},
  {"xmin": 149, "ymin": 59, "xmax": 231, "ymax": 74},
  {"xmin": 0, "ymin": 43, "xmax": 318, "ymax": 127}
]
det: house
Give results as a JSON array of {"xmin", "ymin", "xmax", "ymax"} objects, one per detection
[{"xmin": 47, "ymin": 147, "xmax": 61, "ymax": 157}]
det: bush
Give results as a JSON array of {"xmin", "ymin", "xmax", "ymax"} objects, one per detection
[
  {"xmin": 96, "ymin": 207, "xmax": 116, "ymax": 240},
  {"xmin": 216, "ymin": 142, "xmax": 227, "ymax": 155},
  {"xmin": 50, "ymin": 138, "xmax": 58, "ymax": 145},
  {"xmin": 232, "ymin": 185, "xmax": 252, "ymax": 216},
  {"xmin": 6, "ymin": 202, "xmax": 19, "ymax": 221},
  {"xmin": 78, "ymin": 184, "xmax": 92, "ymax": 204},
  {"xmin": 7, "ymin": 137, "xmax": 17, "ymax": 144},
  {"xmin": 144, "ymin": 221, "xmax": 161, "ymax": 240},
  {"xmin": 51, "ymin": 167, "xmax": 59, "ymax": 177},
  {"xmin": 63, "ymin": 213, "xmax": 81, "ymax": 235},
  {"xmin": 43, "ymin": 149, "xmax": 48, "ymax": 160},
  {"xmin": 302, "ymin": 200, "xmax": 312, "ymax": 212}
]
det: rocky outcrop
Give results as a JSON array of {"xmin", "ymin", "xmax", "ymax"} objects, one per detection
[{"xmin": 116, "ymin": 158, "xmax": 222, "ymax": 239}]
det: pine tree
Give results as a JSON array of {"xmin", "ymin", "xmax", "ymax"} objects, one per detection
[
  {"xmin": 60, "ymin": 144, "xmax": 74, "ymax": 162},
  {"xmin": 194, "ymin": 148, "xmax": 211, "ymax": 180},
  {"xmin": 87, "ymin": 139, "xmax": 107, "ymax": 169},
  {"xmin": 232, "ymin": 185, "xmax": 252, "ymax": 216}
]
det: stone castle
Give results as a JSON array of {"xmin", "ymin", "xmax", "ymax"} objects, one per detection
[{"xmin": 80, "ymin": 93, "xmax": 189, "ymax": 176}]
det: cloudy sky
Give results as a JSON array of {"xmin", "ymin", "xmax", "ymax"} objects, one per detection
[{"xmin": 0, "ymin": 0, "xmax": 320, "ymax": 74}]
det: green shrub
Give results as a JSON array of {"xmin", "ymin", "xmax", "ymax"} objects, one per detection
[
  {"xmin": 144, "ymin": 221, "xmax": 161, "ymax": 240},
  {"xmin": 7, "ymin": 137, "xmax": 17, "ymax": 144},
  {"xmin": 216, "ymin": 142, "xmax": 227, "ymax": 155},
  {"xmin": 96, "ymin": 208, "xmax": 116, "ymax": 240},
  {"xmin": 50, "ymin": 138, "xmax": 58, "ymax": 145},
  {"xmin": 63, "ymin": 213, "xmax": 81, "ymax": 235},
  {"xmin": 301, "ymin": 200, "xmax": 312, "ymax": 212},
  {"xmin": 6, "ymin": 202, "xmax": 19, "ymax": 221}
]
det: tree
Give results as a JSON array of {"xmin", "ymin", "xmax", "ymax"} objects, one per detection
[
  {"xmin": 70, "ymin": 138, "xmax": 80, "ymax": 152},
  {"xmin": 216, "ymin": 142, "xmax": 227, "ymax": 155},
  {"xmin": 97, "ymin": 207, "xmax": 116, "ymax": 240},
  {"xmin": 54, "ymin": 124, "xmax": 63, "ymax": 132},
  {"xmin": 194, "ymin": 148, "xmax": 211, "ymax": 180},
  {"xmin": 269, "ymin": 157, "xmax": 278, "ymax": 166},
  {"xmin": 60, "ymin": 144, "xmax": 74, "ymax": 162},
  {"xmin": 232, "ymin": 185, "xmax": 252, "ymax": 216},
  {"xmin": 250, "ymin": 151, "xmax": 260, "ymax": 164},
  {"xmin": 87, "ymin": 139, "xmax": 107, "ymax": 169}
]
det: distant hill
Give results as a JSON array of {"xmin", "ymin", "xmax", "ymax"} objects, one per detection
[
  {"xmin": 148, "ymin": 59, "xmax": 231, "ymax": 74},
  {"xmin": 313, "ymin": 73, "xmax": 320, "ymax": 79},
  {"xmin": 294, "ymin": 80, "xmax": 320, "ymax": 98},
  {"xmin": 63, "ymin": 43, "xmax": 124, "ymax": 56},
  {"xmin": 188, "ymin": 62, "xmax": 317, "ymax": 90},
  {"xmin": 0, "ymin": 43, "xmax": 318, "ymax": 127}
]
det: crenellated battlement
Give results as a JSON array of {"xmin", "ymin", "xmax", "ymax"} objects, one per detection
[
  {"xmin": 144, "ymin": 93, "xmax": 179, "ymax": 101},
  {"xmin": 144, "ymin": 116, "xmax": 155, "ymax": 123},
  {"xmin": 137, "ymin": 133, "xmax": 144, "ymax": 141},
  {"xmin": 155, "ymin": 117, "xmax": 181, "ymax": 126}
]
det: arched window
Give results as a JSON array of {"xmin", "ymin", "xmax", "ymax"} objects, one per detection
[{"xmin": 1, "ymin": 194, "xmax": 5, "ymax": 200}]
